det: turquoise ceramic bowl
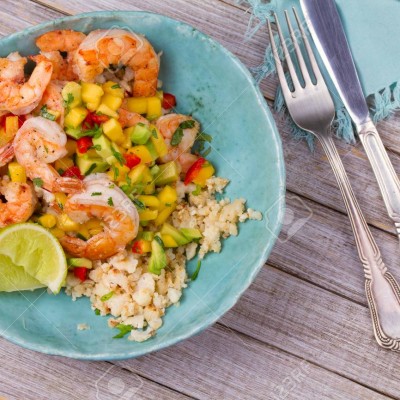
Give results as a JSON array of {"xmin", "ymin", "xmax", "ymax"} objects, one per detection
[{"xmin": 0, "ymin": 11, "xmax": 285, "ymax": 360}]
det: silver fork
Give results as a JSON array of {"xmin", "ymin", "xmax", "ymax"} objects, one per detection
[{"xmin": 268, "ymin": 8, "xmax": 400, "ymax": 350}]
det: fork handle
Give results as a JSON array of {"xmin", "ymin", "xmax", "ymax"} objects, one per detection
[
  {"xmin": 357, "ymin": 120, "xmax": 400, "ymax": 240},
  {"xmin": 319, "ymin": 133, "xmax": 400, "ymax": 350}
]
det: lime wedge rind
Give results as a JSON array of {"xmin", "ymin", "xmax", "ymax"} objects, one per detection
[{"xmin": 0, "ymin": 223, "xmax": 67, "ymax": 294}]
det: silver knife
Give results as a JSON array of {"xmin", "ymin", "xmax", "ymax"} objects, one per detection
[{"xmin": 301, "ymin": 0, "xmax": 400, "ymax": 239}]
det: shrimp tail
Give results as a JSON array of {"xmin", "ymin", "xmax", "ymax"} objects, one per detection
[
  {"xmin": 53, "ymin": 177, "xmax": 84, "ymax": 194},
  {"xmin": 0, "ymin": 143, "xmax": 14, "ymax": 167}
]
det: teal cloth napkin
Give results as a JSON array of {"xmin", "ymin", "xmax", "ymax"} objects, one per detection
[{"xmin": 241, "ymin": 0, "xmax": 400, "ymax": 147}]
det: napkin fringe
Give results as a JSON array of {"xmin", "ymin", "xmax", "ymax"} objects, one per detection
[{"xmin": 239, "ymin": 0, "xmax": 398, "ymax": 148}]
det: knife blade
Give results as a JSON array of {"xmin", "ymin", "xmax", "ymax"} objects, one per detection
[
  {"xmin": 300, "ymin": 0, "xmax": 369, "ymax": 126},
  {"xmin": 300, "ymin": 0, "xmax": 400, "ymax": 239}
]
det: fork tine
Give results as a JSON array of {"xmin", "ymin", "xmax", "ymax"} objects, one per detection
[
  {"xmin": 267, "ymin": 19, "xmax": 291, "ymax": 96},
  {"xmin": 284, "ymin": 10, "xmax": 312, "ymax": 87},
  {"xmin": 292, "ymin": 7, "xmax": 323, "ymax": 82},
  {"xmin": 273, "ymin": 12, "xmax": 301, "ymax": 91}
]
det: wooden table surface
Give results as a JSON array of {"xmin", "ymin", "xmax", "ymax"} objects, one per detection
[{"xmin": 2, "ymin": 0, "xmax": 400, "ymax": 399}]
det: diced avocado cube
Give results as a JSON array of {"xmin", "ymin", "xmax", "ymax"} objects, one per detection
[
  {"xmin": 65, "ymin": 127, "xmax": 82, "ymax": 139},
  {"xmin": 92, "ymin": 134, "xmax": 115, "ymax": 163},
  {"xmin": 64, "ymin": 107, "xmax": 88, "ymax": 129},
  {"xmin": 68, "ymin": 258, "xmax": 93, "ymax": 269},
  {"xmin": 127, "ymin": 123, "xmax": 151, "ymax": 145},
  {"xmin": 148, "ymin": 237, "xmax": 167, "ymax": 275},
  {"xmin": 77, "ymin": 155, "xmax": 109, "ymax": 176},
  {"xmin": 62, "ymin": 82, "xmax": 82, "ymax": 108},
  {"xmin": 160, "ymin": 223, "xmax": 190, "ymax": 245},
  {"xmin": 180, "ymin": 228, "xmax": 202, "ymax": 242},
  {"xmin": 154, "ymin": 161, "xmax": 180, "ymax": 186}
]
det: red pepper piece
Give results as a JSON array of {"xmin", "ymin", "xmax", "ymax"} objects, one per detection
[
  {"xmin": 83, "ymin": 112, "xmax": 110, "ymax": 128},
  {"xmin": 73, "ymin": 267, "xmax": 87, "ymax": 282},
  {"xmin": 62, "ymin": 166, "xmax": 83, "ymax": 180},
  {"xmin": 132, "ymin": 241, "xmax": 144, "ymax": 254},
  {"xmin": 184, "ymin": 157, "xmax": 206, "ymax": 185},
  {"xmin": 77, "ymin": 136, "xmax": 93, "ymax": 154},
  {"xmin": 124, "ymin": 153, "xmax": 141, "ymax": 169},
  {"xmin": 162, "ymin": 93, "xmax": 176, "ymax": 109}
]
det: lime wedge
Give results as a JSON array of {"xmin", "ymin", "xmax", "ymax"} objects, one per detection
[
  {"xmin": 0, "ymin": 223, "xmax": 67, "ymax": 294},
  {"xmin": 0, "ymin": 254, "xmax": 45, "ymax": 292}
]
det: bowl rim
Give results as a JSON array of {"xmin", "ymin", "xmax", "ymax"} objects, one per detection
[{"xmin": 0, "ymin": 10, "xmax": 286, "ymax": 360}]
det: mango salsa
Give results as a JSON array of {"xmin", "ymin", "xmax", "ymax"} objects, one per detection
[
  {"xmin": 64, "ymin": 107, "xmax": 88, "ymax": 129},
  {"xmin": 8, "ymin": 162, "xmax": 26, "ymax": 183},
  {"xmin": 81, "ymin": 82, "xmax": 104, "ymax": 104}
]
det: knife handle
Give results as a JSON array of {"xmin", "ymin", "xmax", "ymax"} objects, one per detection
[{"xmin": 358, "ymin": 120, "xmax": 400, "ymax": 238}]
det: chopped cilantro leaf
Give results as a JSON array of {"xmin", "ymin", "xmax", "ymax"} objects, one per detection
[
  {"xmin": 111, "ymin": 84, "xmax": 121, "ymax": 89},
  {"xmin": 100, "ymin": 291, "xmax": 114, "ymax": 302},
  {"xmin": 191, "ymin": 260, "xmax": 202, "ymax": 281},
  {"xmin": 151, "ymin": 128, "xmax": 158, "ymax": 138},
  {"xmin": 76, "ymin": 233, "xmax": 87, "ymax": 241},
  {"xmin": 32, "ymin": 178, "xmax": 43, "ymax": 187},
  {"xmin": 132, "ymin": 198, "xmax": 145, "ymax": 210},
  {"xmin": 154, "ymin": 235, "xmax": 164, "ymax": 248},
  {"xmin": 107, "ymin": 197, "xmax": 114, "ymax": 206},
  {"xmin": 94, "ymin": 309, "xmax": 101, "ymax": 316},
  {"xmin": 179, "ymin": 120, "xmax": 195, "ymax": 129},
  {"xmin": 91, "ymin": 192, "xmax": 102, "ymax": 196},
  {"xmin": 113, "ymin": 323, "xmax": 133, "ymax": 339},
  {"xmin": 111, "ymin": 146, "xmax": 124, "ymax": 166},
  {"xmin": 90, "ymin": 144, "xmax": 102, "ymax": 151},
  {"xmin": 84, "ymin": 163, "xmax": 97, "ymax": 176},
  {"xmin": 171, "ymin": 127, "xmax": 183, "ymax": 146},
  {"xmin": 40, "ymin": 105, "xmax": 56, "ymax": 121}
]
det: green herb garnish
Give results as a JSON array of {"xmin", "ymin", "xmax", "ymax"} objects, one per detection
[
  {"xmin": 133, "ymin": 198, "xmax": 145, "ymax": 210},
  {"xmin": 154, "ymin": 235, "xmax": 164, "ymax": 248},
  {"xmin": 32, "ymin": 178, "xmax": 43, "ymax": 187},
  {"xmin": 192, "ymin": 184, "xmax": 202, "ymax": 196},
  {"xmin": 111, "ymin": 84, "xmax": 121, "ymax": 89},
  {"xmin": 107, "ymin": 197, "xmax": 114, "ymax": 206},
  {"xmin": 151, "ymin": 128, "xmax": 158, "ymax": 138},
  {"xmin": 84, "ymin": 163, "xmax": 97, "ymax": 176},
  {"xmin": 63, "ymin": 93, "xmax": 74, "ymax": 111},
  {"xmin": 112, "ymin": 165, "xmax": 119, "ymax": 180},
  {"xmin": 76, "ymin": 233, "xmax": 87, "ymax": 241},
  {"xmin": 179, "ymin": 120, "xmax": 196, "ymax": 129},
  {"xmin": 94, "ymin": 309, "xmax": 101, "ymax": 316},
  {"xmin": 91, "ymin": 192, "xmax": 102, "ymax": 196},
  {"xmin": 113, "ymin": 323, "xmax": 133, "ymax": 339},
  {"xmin": 90, "ymin": 144, "xmax": 102, "ymax": 151},
  {"xmin": 111, "ymin": 146, "xmax": 124, "ymax": 166},
  {"xmin": 40, "ymin": 105, "xmax": 56, "ymax": 121},
  {"xmin": 171, "ymin": 120, "xmax": 196, "ymax": 146},
  {"xmin": 100, "ymin": 291, "xmax": 114, "ymax": 302},
  {"xmin": 191, "ymin": 260, "xmax": 202, "ymax": 281},
  {"xmin": 80, "ymin": 124, "xmax": 102, "ymax": 139}
]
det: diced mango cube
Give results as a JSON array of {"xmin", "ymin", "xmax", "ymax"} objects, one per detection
[
  {"xmin": 128, "ymin": 164, "xmax": 146, "ymax": 184},
  {"xmin": 65, "ymin": 139, "xmax": 77, "ymax": 157},
  {"xmin": 102, "ymin": 81, "xmax": 125, "ymax": 98},
  {"xmin": 147, "ymin": 97, "xmax": 162, "ymax": 119},
  {"xmin": 162, "ymin": 234, "xmax": 178, "ymax": 248},
  {"xmin": 102, "ymin": 118, "xmax": 124, "ymax": 144},
  {"xmin": 154, "ymin": 202, "xmax": 176, "ymax": 226},
  {"xmin": 149, "ymin": 125, "xmax": 168, "ymax": 157},
  {"xmin": 46, "ymin": 109, "xmax": 61, "ymax": 120},
  {"xmin": 57, "ymin": 214, "xmax": 80, "ymax": 231},
  {"xmin": 8, "ymin": 162, "xmax": 26, "ymax": 183},
  {"xmin": 54, "ymin": 192, "xmax": 68, "ymax": 209},
  {"xmin": 54, "ymin": 157, "xmax": 74, "ymax": 173},
  {"xmin": 86, "ymin": 98, "xmax": 101, "ymax": 112},
  {"xmin": 96, "ymin": 103, "xmax": 119, "ymax": 119},
  {"xmin": 127, "ymin": 145, "xmax": 153, "ymax": 164},
  {"xmin": 77, "ymin": 226, "xmax": 90, "ymax": 240},
  {"xmin": 143, "ymin": 182, "xmax": 155, "ymax": 195},
  {"xmin": 138, "ymin": 208, "xmax": 158, "ymax": 221},
  {"xmin": 81, "ymin": 82, "xmax": 104, "ymax": 104},
  {"xmin": 137, "ymin": 195, "xmax": 160, "ymax": 209},
  {"xmin": 38, "ymin": 214, "xmax": 57, "ymax": 229},
  {"xmin": 126, "ymin": 97, "xmax": 147, "ymax": 114},
  {"xmin": 5, "ymin": 116, "xmax": 19, "ymax": 137},
  {"xmin": 157, "ymin": 185, "xmax": 177, "ymax": 206},
  {"xmin": 84, "ymin": 218, "xmax": 103, "ymax": 230},
  {"xmin": 62, "ymin": 82, "xmax": 82, "ymax": 108},
  {"xmin": 64, "ymin": 107, "xmax": 88, "ymax": 129},
  {"xmin": 50, "ymin": 227, "xmax": 65, "ymax": 239},
  {"xmin": 192, "ymin": 163, "xmax": 215, "ymax": 186},
  {"xmin": 107, "ymin": 164, "xmax": 130, "ymax": 183},
  {"xmin": 101, "ymin": 94, "xmax": 123, "ymax": 111}
]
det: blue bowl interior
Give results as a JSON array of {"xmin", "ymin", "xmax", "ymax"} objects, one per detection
[{"xmin": 0, "ymin": 11, "xmax": 285, "ymax": 360}]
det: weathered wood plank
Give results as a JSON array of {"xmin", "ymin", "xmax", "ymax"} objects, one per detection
[
  {"xmin": 31, "ymin": 0, "xmax": 279, "ymax": 99},
  {"xmin": 0, "ymin": 338, "xmax": 191, "ymax": 400},
  {"xmin": 116, "ymin": 322, "xmax": 390, "ymax": 400}
]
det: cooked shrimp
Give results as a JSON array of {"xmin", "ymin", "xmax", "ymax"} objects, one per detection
[
  {"xmin": 36, "ymin": 81, "xmax": 65, "ymax": 126},
  {"xmin": 36, "ymin": 29, "xmax": 86, "ymax": 53},
  {"xmin": 118, "ymin": 108, "xmax": 149, "ymax": 129},
  {"xmin": 0, "ymin": 143, "xmax": 14, "ymax": 167},
  {"xmin": 0, "ymin": 59, "xmax": 53, "ymax": 115},
  {"xmin": 59, "ymin": 174, "xmax": 139, "ymax": 260},
  {"xmin": 156, "ymin": 114, "xmax": 200, "ymax": 172},
  {"xmin": 0, "ymin": 52, "xmax": 26, "ymax": 83},
  {"xmin": 0, "ymin": 179, "xmax": 37, "ymax": 228},
  {"xmin": 73, "ymin": 29, "xmax": 159, "ymax": 97},
  {"xmin": 34, "ymin": 30, "xmax": 86, "ymax": 82},
  {"xmin": 13, "ymin": 117, "xmax": 83, "ymax": 193}
]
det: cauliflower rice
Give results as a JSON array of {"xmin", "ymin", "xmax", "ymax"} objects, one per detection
[{"xmin": 65, "ymin": 177, "xmax": 262, "ymax": 342}]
